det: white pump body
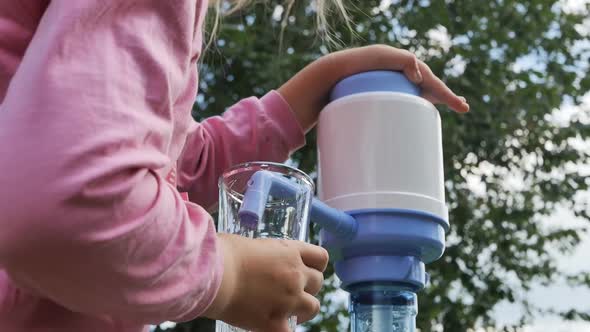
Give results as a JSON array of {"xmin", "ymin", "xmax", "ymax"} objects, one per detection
[{"xmin": 317, "ymin": 91, "xmax": 448, "ymax": 222}]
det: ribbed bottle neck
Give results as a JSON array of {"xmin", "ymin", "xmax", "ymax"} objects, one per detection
[{"xmin": 349, "ymin": 283, "xmax": 417, "ymax": 332}]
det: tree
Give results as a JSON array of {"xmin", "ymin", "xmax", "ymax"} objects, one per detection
[{"xmin": 167, "ymin": 0, "xmax": 590, "ymax": 330}]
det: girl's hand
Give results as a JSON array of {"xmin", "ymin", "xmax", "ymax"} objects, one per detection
[
  {"xmin": 203, "ymin": 234, "xmax": 329, "ymax": 332},
  {"xmin": 278, "ymin": 45, "xmax": 470, "ymax": 133}
]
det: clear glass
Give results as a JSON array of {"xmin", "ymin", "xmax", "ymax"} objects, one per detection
[
  {"xmin": 350, "ymin": 284, "xmax": 418, "ymax": 332},
  {"xmin": 215, "ymin": 162, "xmax": 314, "ymax": 332}
]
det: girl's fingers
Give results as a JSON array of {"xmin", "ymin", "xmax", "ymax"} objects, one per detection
[
  {"xmin": 417, "ymin": 60, "xmax": 470, "ymax": 113},
  {"xmin": 293, "ymin": 293, "xmax": 321, "ymax": 324},
  {"xmin": 261, "ymin": 319, "xmax": 292, "ymax": 332},
  {"xmin": 294, "ymin": 241, "xmax": 329, "ymax": 272},
  {"xmin": 304, "ymin": 267, "xmax": 324, "ymax": 296},
  {"xmin": 423, "ymin": 91, "xmax": 470, "ymax": 113},
  {"xmin": 374, "ymin": 46, "xmax": 468, "ymax": 112},
  {"xmin": 350, "ymin": 46, "xmax": 423, "ymax": 84},
  {"xmin": 398, "ymin": 50, "xmax": 423, "ymax": 85}
]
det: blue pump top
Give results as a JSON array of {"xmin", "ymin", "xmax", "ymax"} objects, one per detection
[{"xmin": 330, "ymin": 70, "xmax": 421, "ymax": 102}]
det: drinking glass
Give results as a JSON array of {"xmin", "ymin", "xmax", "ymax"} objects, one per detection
[{"xmin": 215, "ymin": 161, "xmax": 314, "ymax": 332}]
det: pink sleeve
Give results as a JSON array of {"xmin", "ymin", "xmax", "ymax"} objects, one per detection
[
  {"xmin": 0, "ymin": 0, "xmax": 224, "ymax": 324},
  {"xmin": 177, "ymin": 91, "xmax": 306, "ymax": 208}
]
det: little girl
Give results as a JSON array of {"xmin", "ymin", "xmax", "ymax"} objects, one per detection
[{"xmin": 0, "ymin": 1, "xmax": 469, "ymax": 332}]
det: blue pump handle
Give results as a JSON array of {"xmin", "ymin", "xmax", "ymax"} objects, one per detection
[{"xmin": 239, "ymin": 171, "xmax": 358, "ymax": 240}]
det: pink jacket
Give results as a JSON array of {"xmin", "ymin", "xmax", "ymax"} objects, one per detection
[{"xmin": 0, "ymin": 1, "xmax": 305, "ymax": 331}]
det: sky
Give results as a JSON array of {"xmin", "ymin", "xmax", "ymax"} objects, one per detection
[
  {"xmin": 492, "ymin": 0, "xmax": 590, "ymax": 325},
  {"xmin": 430, "ymin": 0, "xmax": 590, "ymax": 328},
  {"xmin": 492, "ymin": 206, "xmax": 590, "ymax": 332},
  {"xmin": 428, "ymin": 7, "xmax": 590, "ymax": 325}
]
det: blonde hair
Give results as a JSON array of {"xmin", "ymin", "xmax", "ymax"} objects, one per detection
[{"xmin": 206, "ymin": 0, "xmax": 353, "ymax": 49}]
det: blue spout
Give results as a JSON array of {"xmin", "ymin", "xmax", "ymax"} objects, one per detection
[
  {"xmin": 239, "ymin": 170, "xmax": 357, "ymax": 239},
  {"xmin": 311, "ymin": 199, "xmax": 358, "ymax": 240}
]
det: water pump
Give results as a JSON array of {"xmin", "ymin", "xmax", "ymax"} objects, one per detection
[{"xmin": 239, "ymin": 71, "xmax": 449, "ymax": 331}]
